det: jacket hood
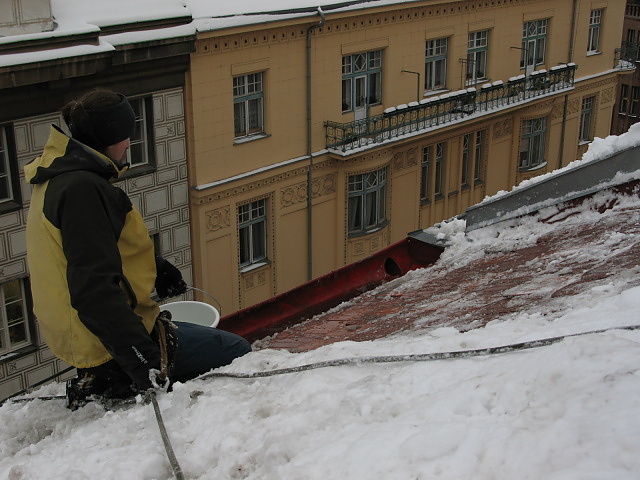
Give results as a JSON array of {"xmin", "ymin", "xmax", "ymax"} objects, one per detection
[{"xmin": 24, "ymin": 125, "xmax": 128, "ymax": 185}]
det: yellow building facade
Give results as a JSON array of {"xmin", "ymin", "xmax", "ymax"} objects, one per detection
[{"xmin": 185, "ymin": 0, "xmax": 628, "ymax": 315}]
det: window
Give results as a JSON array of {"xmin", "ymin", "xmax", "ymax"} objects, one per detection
[
  {"xmin": 467, "ymin": 31, "xmax": 488, "ymax": 85},
  {"xmin": 519, "ymin": 118, "xmax": 546, "ymax": 170},
  {"xmin": 348, "ymin": 168, "xmax": 387, "ymax": 235},
  {"xmin": 342, "ymin": 50, "xmax": 383, "ymax": 113},
  {"xmin": 0, "ymin": 125, "xmax": 19, "ymax": 209},
  {"xmin": 420, "ymin": 146, "xmax": 431, "ymax": 201},
  {"xmin": 422, "ymin": 142, "xmax": 447, "ymax": 201},
  {"xmin": 425, "ymin": 38, "xmax": 448, "ymax": 91},
  {"xmin": 474, "ymin": 130, "xmax": 484, "ymax": 183},
  {"xmin": 579, "ymin": 96, "xmax": 595, "ymax": 143},
  {"xmin": 620, "ymin": 84, "xmax": 629, "ymax": 114},
  {"xmin": 631, "ymin": 87, "xmax": 640, "ymax": 117},
  {"xmin": 125, "ymin": 96, "xmax": 155, "ymax": 168},
  {"xmin": 434, "ymin": 142, "xmax": 446, "ymax": 196},
  {"xmin": 238, "ymin": 199, "xmax": 267, "ymax": 267},
  {"xmin": 234, "ymin": 72, "xmax": 265, "ymax": 138},
  {"xmin": 588, "ymin": 10, "xmax": 602, "ymax": 54},
  {"xmin": 0, "ymin": 279, "xmax": 31, "ymax": 355},
  {"xmin": 462, "ymin": 134, "xmax": 472, "ymax": 187},
  {"xmin": 521, "ymin": 19, "xmax": 548, "ymax": 70}
]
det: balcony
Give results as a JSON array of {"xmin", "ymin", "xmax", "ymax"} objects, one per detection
[{"xmin": 324, "ymin": 64, "xmax": 577, "ymax": 155}]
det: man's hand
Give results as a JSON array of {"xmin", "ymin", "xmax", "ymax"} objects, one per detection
[{"xmin": 155, "ymin": 258, "xmax": 187, "ymax": 298}]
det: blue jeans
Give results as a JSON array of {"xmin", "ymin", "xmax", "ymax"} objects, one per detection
[{"xmin": 171, "ymin": 321, "xmax": 251, "ymax": 383}]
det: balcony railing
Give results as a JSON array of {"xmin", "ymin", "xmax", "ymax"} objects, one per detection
[
  {"xmin": 324, "ymin": 63, "xmax": 577, "ymax": 154},
  {"xmin": 616, "ymin": 41, "xmax": 640, "ymax": 63}
]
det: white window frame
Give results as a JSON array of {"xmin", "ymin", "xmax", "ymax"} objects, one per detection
[
  {"xmin": 342, "ymin": 50, "xmax": 383, "ymax": 113},
  {"xmin": 425, "ymin": 38, "xmax": 448, "ymax": 91},
  {"xmin": 0, "ymin": 279, "xmax": 31, "ymax": 355},
  {"xmin": 521, "ymin": 19, "xmax": 548, "ymax": 71},
  {"xmin": 0, "ymin": 126, "xmax": 15, "ymax": 205},
  {"xmin": 238, "ymin": 198, "xmax": 268, "ymax": 268},
  {"xmin": 348, "ymin": 168, "xmax": 387, "ymax": 235},
  {"xmin": 467, "ymin": 31, "xmax": 489, "ymax": 85},
  {"xmin": 125, "ymin": 96, "xmax": 154, "ymax": 168},
  {"xmin": 588, "ymin": 10, "xmax": 603, "ymax": 54},
  {"xmin": 519, "ymin": 118, "xmax": 547, "ymax": 170},
  {"xmin": 233, "ymin": 72, "xmax": 265, "ymax": 139}
]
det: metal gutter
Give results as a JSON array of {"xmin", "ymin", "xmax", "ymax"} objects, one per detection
[{"xmin": 464, "ymin": 145, "xmax": 640, "ymax": 232}]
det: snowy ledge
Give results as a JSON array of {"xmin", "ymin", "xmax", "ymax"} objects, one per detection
[{"xmin": 464, "ymin": 123, "xmax": 640, "ymax": 232}]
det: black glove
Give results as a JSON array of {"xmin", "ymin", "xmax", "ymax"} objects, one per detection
[{"xmin": 155, "ymin": 257, "xmax": 187, "ymax": 299}]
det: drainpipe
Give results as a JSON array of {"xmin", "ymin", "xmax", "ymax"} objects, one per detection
[
  {"xmin": 558, "ymin": 0, "xmax": 579, "ymax": 169},
  {"xmin": 306, "ymin": 7, "xmax": 326, "ymax": 281}
]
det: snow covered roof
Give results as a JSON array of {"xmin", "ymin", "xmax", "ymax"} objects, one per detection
[
  {"xmin": 0, "ymin": 0, "xmax": 426, "ymax": 68},
  {"xmin": 1, "ymin": 124, "xmax": 639, "ymax": 479}
]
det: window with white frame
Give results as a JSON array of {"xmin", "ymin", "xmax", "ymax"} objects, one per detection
[
  {"xmin": 0, "ymin": 126, "xmax": 14, "ymax": 205},
  {"xmin": 425, "ymin": 38, "xmax": 448, "ymax": 91},
  {"xmin": 579, "ymin": 96, "xmax": 595, "ymax": 143},
  {"xmin": 238, "ymin": 198, "xmax": 267, "ymax": 268},
  {"xmin": 521, "ymin": 19, "xmax": 548, "ymax": 71},
  {"xmin": 588, "ymin": 10, "xmax": 603, "ymax": 54},
  {"xmin": 234, "ymin": 72, "xmax": 265, "ymax": 138},
  {"xmin": 519, "ymin": 118, "xmax": 546, "ymax": 170},
  {"xmin": 467, "ymin": 31, "xmax": 488, "ymax": 85},
  {"xmin": 342, "ymin": 50, "xmax": 382, "ymax": 113},
  {"xmin": 125, "ymin": 96, "xmax": 155, "ymax": 168},
  {"xmin": 0, "ymin": 279, "xmax": 31, "ymax": 355},
  {"xmin": 348, "ymin": 168, "xmax": 387, "ymax": 235}
]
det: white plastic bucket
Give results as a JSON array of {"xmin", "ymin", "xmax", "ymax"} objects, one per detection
[{"xmin": 162, "ymin": 301, "xmax": 220, "ymax": 328}]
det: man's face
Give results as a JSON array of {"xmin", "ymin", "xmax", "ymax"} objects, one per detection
[{"xmin": 105, "ymin": 138, "xmax": 131, "ymax": 167}]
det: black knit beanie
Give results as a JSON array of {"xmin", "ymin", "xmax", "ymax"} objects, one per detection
[{"xmin": 68, "ymin": 94, "xmax": 136, "ymax": 151}]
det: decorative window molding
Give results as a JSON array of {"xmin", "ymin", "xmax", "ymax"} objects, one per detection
[{"xmin": 348, "ymin": 167, "xmax": 387, "ymax": 235}]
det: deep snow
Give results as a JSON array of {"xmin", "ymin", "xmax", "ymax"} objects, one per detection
[{"xmin": 1, "ymin": 128, "xmax": 639, "ymax": 479}]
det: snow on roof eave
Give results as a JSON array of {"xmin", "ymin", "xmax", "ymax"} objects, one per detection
[
  {"xmin": 190, "ymin": 0, "xmax": 418, "ymax": 33},
  {"xmin": 0, "ymin": 39, "xmax": 115, "ymax": 68},
  {"xmin": 464, "ymin": 143, "xmax": 640, "ymax": 232}
]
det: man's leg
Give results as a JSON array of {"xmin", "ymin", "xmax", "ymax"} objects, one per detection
[{"xmin": 171, "ymin": 321, "xmax": 251, "ymax": 383}]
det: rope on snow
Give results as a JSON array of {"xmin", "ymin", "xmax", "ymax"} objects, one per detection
[{"xmin": 197, "ymin": 324, "xmax": 640, "ymax": 381}]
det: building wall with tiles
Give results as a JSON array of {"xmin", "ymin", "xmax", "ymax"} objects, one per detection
[{"xmin": 0, "ymin": 87, "xmax": 191, "ymax": 402}]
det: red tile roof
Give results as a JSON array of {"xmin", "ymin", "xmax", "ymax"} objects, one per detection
[{"xmin": 259, "ymin": 180, "xmax": 640, "ymax": 352}]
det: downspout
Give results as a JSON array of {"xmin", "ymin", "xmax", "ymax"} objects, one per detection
[
  {"xmin": 306, "ymin": 7, "xmax": 326, "ymax": 281},
  {"xmin": 558, "ymin": 0, "xmax": 579, "ymax": 169}
]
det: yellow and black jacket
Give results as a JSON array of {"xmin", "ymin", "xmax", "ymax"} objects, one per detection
[{"xmin": 25, "ymin": 125, "xmax": 160, "ymax": 380}]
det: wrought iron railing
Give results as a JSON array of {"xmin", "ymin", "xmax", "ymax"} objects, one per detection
[
  {"xmin": 324, "ymin": 63, "xmax": 577, "ymax": 153},
  {"xmin": 616, "ymin": 41, "xmax": 640, "ymax": 64}
]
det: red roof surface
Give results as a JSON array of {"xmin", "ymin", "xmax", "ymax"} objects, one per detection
[{"xmin": 258, "ymin": 181, "xmax": 640, "ymax": 352}]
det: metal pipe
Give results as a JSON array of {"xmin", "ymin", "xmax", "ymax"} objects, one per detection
[{"xmin": 306, "ymin": 7, "xmax": 326, "ymax": 281}]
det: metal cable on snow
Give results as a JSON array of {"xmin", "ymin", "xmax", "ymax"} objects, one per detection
[
  {"xmin": 198, "ymin": 324, "xmax": 640, "ymax": 381},
  {"xmin": 148, "ymin": 391, "xmax": 185, "ymax": 480}
]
